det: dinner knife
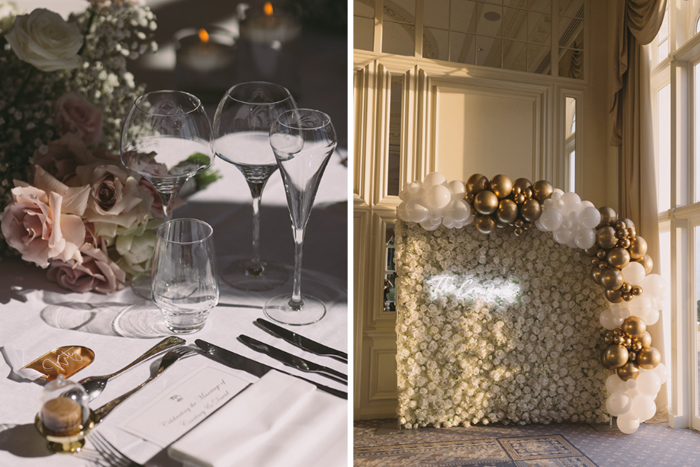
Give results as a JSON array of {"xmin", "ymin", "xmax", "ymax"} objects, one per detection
[
  {"xmin": 254, "ymin": 318, "xmax": 348, "ymax": 363},
  {"xmin": 194, "ymin": 339, "xmax": 347, "ymax": 400},
  {"xmin": 238, "ymin": 335, "xmax": 348, "ymax": 385}
]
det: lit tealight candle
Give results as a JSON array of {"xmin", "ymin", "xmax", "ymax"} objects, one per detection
[{"xmin": 178, "ymin": 28, "xmax": 234, "ymax": 73}]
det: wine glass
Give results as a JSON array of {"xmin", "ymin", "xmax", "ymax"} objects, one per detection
[
  {"xmin": 121, "ymin": 91, "xmax": 213, "ymax": 297},
  {"xmin": 152, "ymin": 218, "xmax": 219, "ymax": 334},
  {"xmin": 213, "ymin": 82, "xmax": 296, "ymax": 291},
  {"xmin": 264, "ymin": 109, "xmax": 337, "ymax": 326},
  {"xmin": 121, "ymin": 90, "xmax": 214, "ymax": 221}
]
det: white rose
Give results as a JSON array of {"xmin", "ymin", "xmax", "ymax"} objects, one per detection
[
  {"xmin": 5, "ymin": 9, "xmax": 83, "ymax": 72},
  {"xmin": 0, "ymin": 1, "xmax": 23, "ymax": 34}
]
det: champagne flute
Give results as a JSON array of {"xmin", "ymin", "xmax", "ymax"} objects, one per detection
[
  {"xmin": 264, "ymin": 109, "xmax": 337, "ymax": 326},
  {"xmin": 213, "ymin": 82, "xmax": 296, "ymax": 291}
]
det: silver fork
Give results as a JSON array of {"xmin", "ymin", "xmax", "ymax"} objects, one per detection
[{"xmin": 78, "ymin": 431, "xmax": 142, "ymax": 467}]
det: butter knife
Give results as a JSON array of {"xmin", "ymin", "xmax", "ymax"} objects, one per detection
[
  {"xmin": 194, "ymin": 339, "xmax": 347, "ymax": 399},
  {"xmin": 238, "ymin": 335, "xmax": 347, "ymax": 385},
  {"xmin": 254, "ymin": 318, "xmax": 348, "ymax": 363}
]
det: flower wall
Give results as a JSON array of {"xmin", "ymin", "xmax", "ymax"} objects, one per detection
[{"xmin": 395, "ymin": 219, "xmax": 611, "ymax": 428}]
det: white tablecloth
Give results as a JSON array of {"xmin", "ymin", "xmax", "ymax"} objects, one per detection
[{"xmin": 0, "ymin": 152, "xmax": 348, "ymax": 466}]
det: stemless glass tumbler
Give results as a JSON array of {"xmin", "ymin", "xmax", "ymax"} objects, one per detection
[
  {"xmin": 152, "ymin": 219, "xmax": 219, "ymax": 334},
  {"xmin": 264, "ymin": 109, "xmax": 337, "ymax": 326}
]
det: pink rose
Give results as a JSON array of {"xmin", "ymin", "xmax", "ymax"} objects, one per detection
[
  {"xmin": 138, "ymin": 177, "xmax": 185, "ymax": 218},
  {"xmin": 48, "ymin": 244, "xmax": 126, "ymax": 294},
  {"xmin": 1, "ymin": 185, "xmax": 87, "ymax": 268},
  {"xmin": 33, "ymin": 133, "xmax": 101, "ymax": 185},
  {"xmin": 54, "ymin": 92, "xmax": 104, "ymax": 145}
]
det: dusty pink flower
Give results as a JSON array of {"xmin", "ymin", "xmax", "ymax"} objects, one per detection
[
  {"xmin": 54, "ymin": 92, "xmax": 104, "ymax": 145},
  {"xmin": 1, "ymin": 181, "xmax": 88, "ymax": 268},
  {"xmin": 33, "ymin": 133, "xmax": 101, "ymax": 185},
  {"xmin": 138, "ymin": 177, "xmax": 185, "ymax": 218},
  {"xmin": 47, "ymin": 244, "xmax": 126, "ymax": 294}
]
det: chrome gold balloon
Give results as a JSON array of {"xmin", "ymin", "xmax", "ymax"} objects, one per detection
[
  {"xmin": 631, "ymin": 286, "xmax": 643, "ymax": 296},
  {"xmin": 621, "ymin": 283, "xmax": 632, "ymax": 294},
  {"xmin": 640, "ymin": 331, "xmax": 652, "ymax": 348},
  {"xmin": 474, "ymin": 190, "xmax": 499, "ymax": 215},
  {"xmin": 607, "ymin": 248, "xmax": 631, "ymax": 269},
  {"xmin": 590, "ymin": 266, "xmax": 603, "ymax": 285},
  {"xmin": 532, "ymin": 180, "xmax": 553, "ymax": 202},
  {"xmin": 514, "ymin": 227, "xmax": 524, "ymax": 236},
  {"xmin": 617, "ymin": 362, "xmax": 640, "ymax": 381},
  {"xmin": 637, "ymin": 347, "xmax": 661, "ymax": 369},
  {"xmin": 513, "ymin": 178, "xmax": 532, "ymax": 193},
  {"xmin": 466, "ymin": 173, "xmax": 489, "ymax": 195},
  {"xmin": 601, "ymin": 268, "xmax": 623, "ymax": 290},
  {"xmin": 490, "ymin": 174, "xmax": 513, "ymax": 199},
  {"xmin": 496, "ymin": 199, "xmax": 518, "ymax": 224},
  {"xmin": 596, "ymin": 226, "xmax": 618, "ymax": 249},
  {"xmin": 604, "ymin": 330, "xmax": 615, "ymax": 345},
  {"xmin": 629, "ymin": 236, "xmax": 648, "ymax": 260},
  {"xmin": 605, "ymin": 289, "xmax": 624, "ymax": 303},
  {"xmin": 520, "ymin": 198, "xmax": 542, "ymax": 222},
  {"xmin": 598, "ymin": 207, "xmax": 618, "ymax": 227},
  {"xmin": 602, "ymin": 344, "xmax": 629, "ymax": 369},
  {"xmin": 475, "ymin": 214, "xmax": 496, "ymax": 234},
  {"xmin": 585, "ymin": 245, "xmax": 599, "ymax": 257},
  {"xmin": 638, "ymin": 255, "xmax": 654, "ymax": 275},
  {"xmin": 622, "ymin": 316, "xmax": 647, "ymax": 338}
]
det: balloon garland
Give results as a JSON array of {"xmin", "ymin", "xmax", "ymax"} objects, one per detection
[{"xmin": 397, "ymin": 172, "xmax": 668, "ymax": 434}]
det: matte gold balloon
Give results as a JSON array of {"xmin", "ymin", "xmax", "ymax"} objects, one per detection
[
  {"xmin": 637, "ymin": 347, "xmax": 661, "ymax": 369},
  {"xmin": 475, "ymin": 214, "xmax": 496, "ymax": 234},
  {"xmin": 602, "ymin": 344, "xmax": 629, "ymax": 369},
  {"xmin": 638, "ymin": 254, "xmax": 654, "ymax": 275},
  {"xmin": 474, "ymin": 190, "xmax": 499, "ymax": 215},
  {"xmin": 496, "ymin": 199, "xmax": 518, "ymax": 224},
  {"xmin": 490, "ymin": 174, "xmax": 513, "ymax": 199},
  {"xmin": 598, "ymin": 207, "xmax": 618, "ymax": 227},
  {"xmin": 629, "ymin": 236, "xmax": 648, "ymax": 260},
  {"xmin": 622, "ymin": 316, "xmax": 647, "ymax": 338},
  {"xmin": 601, "ymin": 268, "xmax": 623, "ymax": 290},
  {"xmin": 607, "ymin": 248, "xmax": 631, "ymax": 269},
  {"xmin": 605, "ymin": 289, "xmax": 624, "ymax": 303},
  {"xmin": 590, "ymin": 266, "xmax": 603, "ymax": 285},
  {"xmin": 596, "ymin": 226, "xmax": 618, "ymax": 249},
  {"xmin": 466, "ymin": 173, "xmax": 489, "ymax": 195},
  {"xmin": 617, "ymin": 362, "xmax": 640, "ymax": 381},
  {"xmin": 640, "ymin": 331, "xmax": 652, "ymax": 348},
  {"xmin": 585, "ymin": 245, "xmax": 599, "ymax": 257},
  {"xmin": 532, "ymin": 180, "xmax": 553, "ymax": 202},
  {"xmin": 520, "ymin": 198, "xmax": 542, "ymax": 222}
]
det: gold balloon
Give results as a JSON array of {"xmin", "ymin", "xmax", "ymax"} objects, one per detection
[
  {"xmin": 622, "ymin": 316, "xmax": 647, "ymax": 338},
  {"xmin": 514, "ymin": 227, "xmax": 524, "ymax": 236},
  {"xmin": 637, "ymin": 347, "xmax": 661, "ymax": 369},
  {"xmin": 490, "ymin": 174, "xmax": 513, "ymax": 199},
  {"xmin": 607, "ymin": 248, "xmax": 631, "ymax": 269},
  {"xmin": 520, "ymin": 199, "xmax": 542, "ymax": 222},
  {"xmin": 598, "ymin": 207, "xmax": 618, "ymax": 228},
  {"xmin": 466, "ymin": 173, "xmax": 489, "ymax": 195},
  {"xmin": 592, "ymin": 257, "xmax": 600, "ymax": 267},
  {"xmin": 619, "ymin": 238, "xmax": 631, "ymax": 249},
  {"xmin": 585, "ymin": 245, "xmax": 599, "ymax": 257},
  {"xmin": 631, "ymin": 340, "xmax": 643, "ymax": 352},
  {"xmin": 605, "ymin": 289, "xmax": 624, "ymax": 303},
  {"xmin": 513, "ymin": 177, "xmax": 532, "ymax": 193},
  {"xmin": 621, "ymin": 218, "xmax": 635, "ymax": 229},
  {"xmin": 613, "ymin": 335, "xmax": 623, "ymax": 345},
  {"xmin": 640, "ymin": 331, "xmax": 652, "ymax": 348},
  {"xmin": 514, "ymin": 219, "xmax": 524, "ymax": 228},
  {"xmin": 523, "ymin": 222, "xmax": 532, "ymax": 230},
  {"xmin": 590, "ymin": 266, "xmax": 603, "ymax": 285},
  {"xmin": 622, "ymin": 293, "xmax": 633, "ymax": 302},
  {"xmin": 614, "ymin": 220, "xmax": 628, "ymax": 230},
  {"xmin": 602, "ymin": 344, "xmax": 629, "ymax": 369},
  {"xmin": 604, "ymin": 330, "xmax": 615, "ymax": 345},
  {"xmin": 596, "ymin": 226, "xmax": 618, "ymax": 249},
  {"xmin": 628, "ymin": 351, "xmax": 637, "ymax": 362},
  {"xmin": 515, "ymin": 193, "xmax": 526, "ymax": 204},
  {"xmin": 496, "ymin": 199, "xmax": 518, "ymax": 224},
  {"xmin": 629, "ymin": 236, "xmax": 648, "ymax": 260},
  {"xmin": 627, "ymin": 226, "xmax": 637, "ymax": 238},
  {"xmin": 475, "ymin": 214, "xmax": 496, "ymax": 234},
  {"xmin": 596, "ymin": 249, "xmax": 608, "ymax": 260},
  {"xmin": 600, "ymin": 268, "xmax": 623, "ymax": 290},
  {"xmin": 617, "ymin": 362, "xmax": 640, "ymax": 381},
  {"xmin": 532, "ymin": 180, "xmax": 553, "ymax": 202},
  {"xmin": 638, "ymin": 255, "xmax": 654, "ymax": 275},
  {"xmin": 474, "ymin": 190, "xmax": 499, "ymax": 215},
  {"xmin": 621, "ymin": 283, "xmax": 632, "ymax": 294},
  {"xmin": 631, "ymin": 286, "xmax": 643, "ymax": 296}
]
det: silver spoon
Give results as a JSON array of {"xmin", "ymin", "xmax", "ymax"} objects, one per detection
[{"xmin": 79, "ymin": 336, "xmax": 185, "ymax": 401}]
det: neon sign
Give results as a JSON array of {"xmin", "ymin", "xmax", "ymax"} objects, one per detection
[{"xmin": 425, "ymin": 274, "xmax": 521, "ymax": 304}]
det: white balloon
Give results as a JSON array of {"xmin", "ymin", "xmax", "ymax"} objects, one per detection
[
  {"xmin": 617, "ymin": 413, "xmax": 640, "ymax": 434},
  {"xmin": 400, "ymin": 182, "xmax": 422, "ymax": 201},
  {"xmin": 606, "ymin": 374, "xmax": 625, "ymax": 394},
  {"xmin": 551, "ymin": 189, "xmax": 564, "ymax": 200},
  {"xmin": 637, "ymin": 371, "xmax": 661, "ymax": 396},
  {"xmin": 581, "ymin": 200, "xmax": 595, "ymax": 209},
  {"xmin": 463, "ymin": 213, "xmax": 474, "ymax": 226},
  {"xmin": 622, "ymin": 262, "xmax": 645, "ymax": 286},
  {"xmin": 534, "ymin": 218, "xmax": 545, "ymax": 231},
  {"xmin": 641, "ymin": 274, "xmax": 667, "ymax": 300},
  {"xmin": 628, "ymin": 296, "xmax": 652, "ymax": 320},
  {"xmin": 543, "ymin": 198, "xmax": 554, "ymax": 209},
  {"xmin": 561, "ymin": 218, "xmax": 573, "ymax": 229},
  {"xmin": 600, "ymin": 309, "xmax": 618, "ymax": 330},
  {"xmin": 553, "ymin": 198, "xmax": 565, "ymax": 211},
  {"xmin": 448, "ymin": 199, "xmax": 470, "ymax": 222},
  {"xmin": 420, "ymin": 218, "xmax": 441, "ymax": 231},
  {"xmin": 553, "ymin": 228, "xmax": 573, "ymax": 244},
  {"xmin": 653, "ymin": 363, "xmax": 668, "ymax": 385},
  {"xmin": 645, "ymin": 308, "xmax": 660, "ymax": 325},
  {"xmin": 397, "ymin": 202, "xmax": 409, "ymax": 221},
  {"xmin": 625, "ymin": 378, "xmax": 638, "ymax": 391},
  {"xmin": 447, "ymin": 180, "xmax": 466, "ymax": 199},
  {"xmin": 630, "ymin": 395, "xmax": 656, "ymax": 421},
  {"xmin": 425, "ymin": 185, "xmax": 452, "ymax": 210},
  {"xmin": 575, "ymin": 229, "xmax": 596, "ymax": 249},
  {"xmin": 540, "ymin": 209, "xmax": 563, "ymax": 231},
  {"xmin": 405, "ymin": 200, "xmax": 430, "ymax": 223},
  {"xmin": 566, "ymin": 237, "xmax": 578, "ymax": 249},
  {"xmin": 606, "ymin": 392, "xmax": 631, "ymax": 416},
  {"xmin": 560, "ymin": 192, "xmax": 582, "ymax": 215},
  {"xmin": 424, "ymin": 172, "xmax": 447, "ymax": 187},
  {"xmin": 442, "ymin": 216, "xmax": 456, "ymax": 228},
  {"xmin": 579, "ymin": 206, "xmax": 602, "ymax": 229}
]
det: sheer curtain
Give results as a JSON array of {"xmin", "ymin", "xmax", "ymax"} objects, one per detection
[{"xmin": 609, "ymin": 0, "xmax": 668, "ymax": 416}]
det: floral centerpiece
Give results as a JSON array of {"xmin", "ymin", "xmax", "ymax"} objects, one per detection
[{"xmin": 0, "ymin": 1, "xmax": 218, "ymax": 293}]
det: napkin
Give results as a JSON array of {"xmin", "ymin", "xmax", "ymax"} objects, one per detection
[
  {"xmin": 168, "ymin": 370, "xmax": 347, "ymax": 467},
  {"xmin": 2, "ymin": 344, "xmax": 45, "ymax": 381}
]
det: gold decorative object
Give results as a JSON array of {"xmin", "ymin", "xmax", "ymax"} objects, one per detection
[
  {"xmin": 36, "ymin": 376, "xmax": 93, "ymax": 453},
  {"xmin": 602, "ymin": 344, "xmax": 629, "ymax": 369},
  {"xmin": 466, "ymin": 173, "xmax": 489, "ymax": 195},
  {"xmin": 490, "ymin": 174, "xmax": 512, "ymax": 199},
  {"xmin": 607, "ymin": 248, "xmax": 630, "ymax": 269},
  {"xmin": 600, "ymin": 269, "xmax": 623, "ymax": 291},
  {"xmin": 474, "ymin": 190, "xmax": 498, "ymax": 216},
  {"xmin": 474, "ymin": 214, "xmax": 495, "ymax": 234},
  {"xmin": 628, "ymin": 236, "xmax": 648, "ymax": 260},
  {"xmin": 496, "ymin": 199, "xmax": 518, "ymax": 224},
  {"xmin": 531, "ymin": 180, "xmax": 552, "ymax": 202},
  {"xmin": 638, "ymin": 255, "xmax": 654, "ymax": 275},
  {"xmin": 617, "ymin": 362, "xmax": 640, "ymax": 381},
  {"xmin": 596, "ymin": 226, "xmax": 618, "ymax": 249},
  {"xmin": 622, "ymin": 316, "xmax": 646, "ymax": 338},
  {"xmin": 598, "ymin": 206, "xmax": 618, "ymax": 227},
  {"xmin": 640, "ymin": 331, "xmax": 652, "ymax": 348},
  {"xmin": 637, "ymin": 347, "xmax": 661, "ymax": 369},
  {"xmin": 21, "ymin": 346, "xmax": 95, "ymax": 381},
  {"xmin": 520, "ymin": 198, "xmax": 542, "ymax": 222}
]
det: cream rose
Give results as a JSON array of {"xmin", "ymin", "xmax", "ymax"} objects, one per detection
[
  {"xmin": 48, "ymin": 244, "xmax": 126, "ymax": 294},
  {"xmin": 5, "ymin": 9, "xmax": 83, "ymax": 72},
  {"xmin": 114, "ymin": 222, "xmax": 159, "ymax": 278}
]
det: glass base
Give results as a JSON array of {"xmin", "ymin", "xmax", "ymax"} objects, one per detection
[
  {"xmin": 220, "ymin": 258, "xmax": 289, "ymax": 291},
  {"xmin": 163, "ymin": 310, "xmax": 210, "ymax": 334},
  {"xmin": 129, "ymin": 275, "xmax": 152, "ymax": 300},
  {"xmin": 263, "ymin": 294, "xmax": 326, "ymax": 326}
]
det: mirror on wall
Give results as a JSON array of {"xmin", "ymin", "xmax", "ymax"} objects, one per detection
[
  {"xmin": 383, "ymin": 225, "xmax": 397, "ymax": 312},
  {"xmin": 387, "ymin": 75, "xmax": 403, "ymax": 196},
  {"xmin": 565, "ymin": 97, "xmax": 577, "ymax": 191}
]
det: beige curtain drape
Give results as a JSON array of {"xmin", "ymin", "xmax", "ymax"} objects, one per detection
[{"xmin": 609, "ymin": 0, "xmax": 667, "ymax": 417}]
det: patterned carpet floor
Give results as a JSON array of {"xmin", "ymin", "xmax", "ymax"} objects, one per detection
[{"xmin": 354, "ymin": 419, "xmax": 700, "ymax": 467}]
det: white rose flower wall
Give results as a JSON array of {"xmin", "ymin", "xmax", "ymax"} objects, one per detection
[{"xmin": 395, "ymin": 173, "xmax": 668, "ymax": 434}]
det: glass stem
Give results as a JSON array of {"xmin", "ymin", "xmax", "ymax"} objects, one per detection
[
  {"xmin": 159, "ymin": 191, "xmax": 177, "ymax": 222},
  {"xmin": 251, "ymin": 195, "xmax": 261, "ymax": 267},
  {"xmin": 291, "ymin": 227, "xmax": 304, "ymax": 306}
]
